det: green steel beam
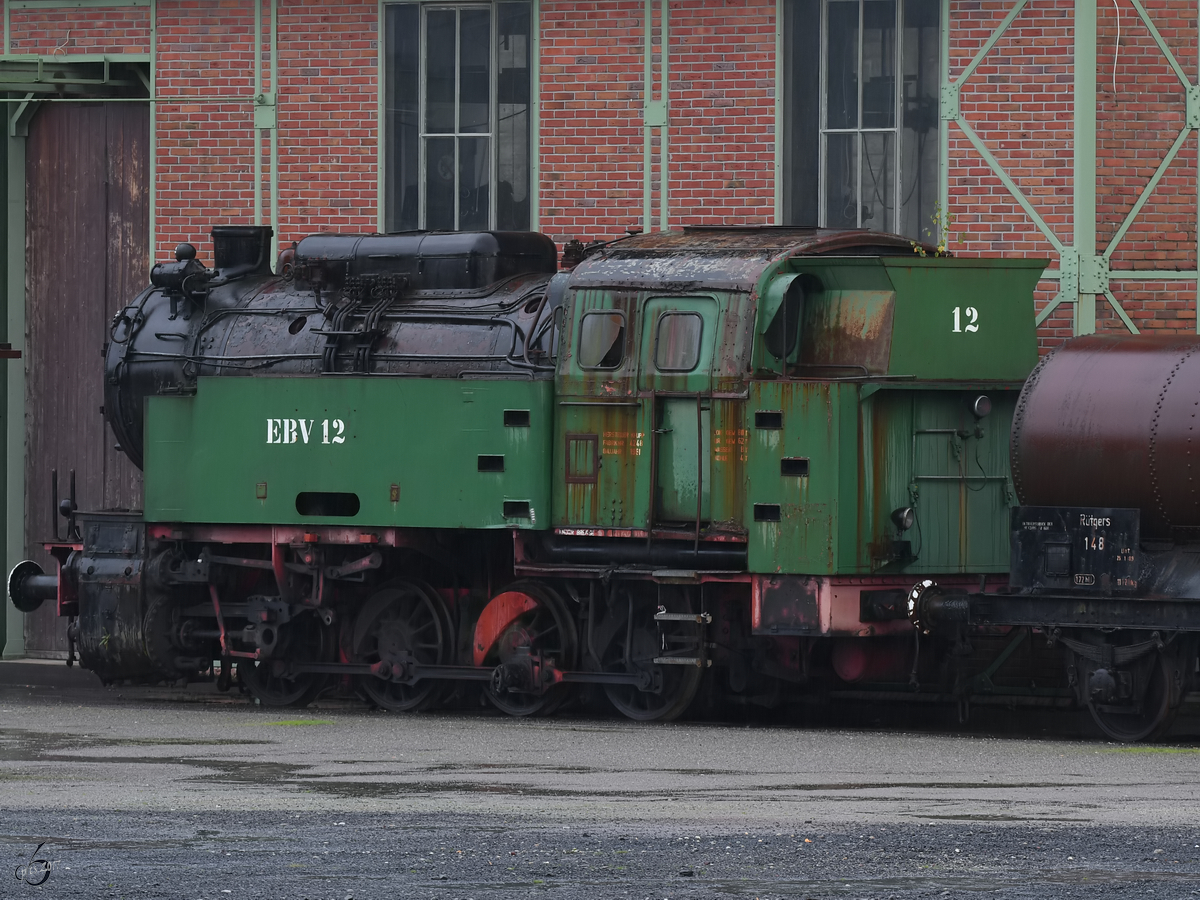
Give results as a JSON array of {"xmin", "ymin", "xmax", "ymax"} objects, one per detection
[
  {"xmin": 10, "ymin": 0, "xmax": 148, "ymax": 7},
  {"xmin": 1103, "ymin": 126, "xmax": 1190, "ymax": 261},
  {"xmin": 642, "ymin": 0, "xmax": 668, "ymax": 231},
  {"xmin": 773, "ymin": 0, "xmax": 783, "ymax": 223},
  {"xmin": 0, "ymin": 128, "xmax": 6, "ymax": 656},
  {"xmin": 642, "ymin": 0, "xmax": 652, "ymax": 230},
  {"xmin": 1127, "ymin": 0, "xmax": 1190, "ymax": 89},
  {"xmin": 148, "ymin": 0, "xmax": 155, "ymax": 265},
  {"xmin": 3, "ymin": 101, "xmax": 29, "ymax": 658},
  {"xmin": 270, "ymin": 0, "xmax": 278, "ymax": 268},
  {"xmin": 955, "ymin": 117, "xmax": 1064, "ymax": 253},
  {"xmin": 1034, "ymin": 291, "xmax": 1066, "ymax": 326},
  {"xmin": 1041, "ymin": 269, "xmax": 1200, "ymax": 281},
  {"xmin": 955, "ymin": 0, "xmax": 1028, "ymax": 87},
  {"xmin": 529, "ymin": 0, "xmax": 540, "ymax": 230},
  {"xmin": 255, "ymin": 0, "xmax": 261, "ymax": 228},
  {"xmin": 375, "ymin": 0, "xmax": 384, "ymax": 230},
  {"xmin": 1073, "ymin": 0, "xmax": 1097, "ymax": 335},
  {"xmin": 1, "ymin": 53, "xmax": 150, "ymax": 61},
  {"xmin": 1117, "ymin": 270, "xmax": 1200, "ymax": 280},
  {"xmin": 937, "ymin": 0, "xmax": 949, "ymax": 230},
  {"xmin": 0, "ymin": 94, "xmax": 253, "ymax": 103},
  {"xmin": 660, "ymin": 0, "xmax": 668, "ymax": 232},
  {"xmin": 1104, "ymin": 289, "xmax": 1140, "ymax": 334}
]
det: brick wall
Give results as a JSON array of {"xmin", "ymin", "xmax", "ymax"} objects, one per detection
[
  {"xmin": 6, "ymin": 0, "xmax": 1197, "ymax": 346},
  {"xmin": 538, "ymin": 1, "xmax": 646, "ymax": 242},
  {"xmin": 277, "ymin": 0, "xmax": 379, "ymax": 239},
  {"xmin": 154, "ymin": 1, "xmax": 257, "ymax": 255}
]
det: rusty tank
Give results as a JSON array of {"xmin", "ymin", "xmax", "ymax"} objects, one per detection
[{"xmin": 1010, "ymin": 333, "xmax": 1200, "ymax": 538}]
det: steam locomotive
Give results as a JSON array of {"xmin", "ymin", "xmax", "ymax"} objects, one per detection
[{"xmin": 11, "ymin": 224, "xmax": 1197, "ymax": 740}]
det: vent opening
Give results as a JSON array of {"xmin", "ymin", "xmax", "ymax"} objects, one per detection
[
  {"xmin": 754, "ymin": 503, "xmax": 782, "ymax": 522},
  {"xmin": 504, "ymin": 409, "xmax": 531, "ymax": 427},
  {"xmin": 503, "ymin": 500, "xmax": 531, "ymax": 519},
  {"xmin": 755, "ymin": 411, "xmax": 783, "ymax": 430},
  {"xmin": 478, "ymin": 454, "xmax": 506, "ymax": 472},
  {"xmin": 296, "ymin": 492, "xmax": 360, "ymax": 517},
  {"xmin": 781, "ymin": 457, "xmax": 810, "ymax": 477}
]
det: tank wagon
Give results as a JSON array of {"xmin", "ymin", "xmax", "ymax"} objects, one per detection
[
  {"xmin": 909, "ymin": 334, "xmax": 1200, "ymax": 741},
  {"xmin": 14, "ymin": 224, "xmax": 1074, "ymax": 727}
]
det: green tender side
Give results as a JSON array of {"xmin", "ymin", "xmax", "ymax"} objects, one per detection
[
  {"xmin": 745, "ymin": 384, "xmax": 1021, "ymax": 575},
  {"xmin": 144, "ymin": 376, "xmax": 552, "ymax": 528}
]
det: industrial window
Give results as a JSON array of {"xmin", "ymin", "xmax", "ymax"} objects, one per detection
[
  {"xmin": 654, "ymin": 312, "xmax": 703, "ymax": 372},
  {"xmin": 578, "ymin": 312, "xmax": 626, "ymax": 369},
  {"xmin": 782, "ymin": 0, "xmax": 940, "ymax": 241},
  {"xmin": 384, "ymin": 2, "xmax": 533, "ymax": 232}
]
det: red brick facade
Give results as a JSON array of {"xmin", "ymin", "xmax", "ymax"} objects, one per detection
[{"xmin": 7, "ymin": 0, "xmax": 1198, "ymax": 345}]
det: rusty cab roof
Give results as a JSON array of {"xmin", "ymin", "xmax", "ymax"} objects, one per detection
[{"xmin": 566, "ymin": 227, "xmax": 923, "ymax": 292}]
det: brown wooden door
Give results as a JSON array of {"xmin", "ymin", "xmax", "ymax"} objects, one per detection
[{"xmin": 23, "ymin": 101, "xmax": 148, "ymax": 656}]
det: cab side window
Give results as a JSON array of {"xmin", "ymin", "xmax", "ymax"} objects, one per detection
[
  {"xmin": 654, "ymin": 312, "xmax": 703, "ymax": 372},
  {"xmin": 763, "ymin": 282, "xmax": 804, "ymax": 360},
  {"xmin": 578, "ymin": 311, "xmax": 626, "ymax": 369}
]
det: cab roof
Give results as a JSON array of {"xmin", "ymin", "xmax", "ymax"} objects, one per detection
[{"xmin": 567, "ymin": 227, "xmax": 925, "ymax": 292}]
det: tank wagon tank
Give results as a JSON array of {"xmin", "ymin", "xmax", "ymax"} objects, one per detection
[{"xmin": 15, "ymin": 224, "xmax": 1078, "ymax": 728}]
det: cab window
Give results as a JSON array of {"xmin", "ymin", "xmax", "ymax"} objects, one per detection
[
  {"xmin": 654, "ymin": 312, "xmax": 703, "ymax": 372},
  {"xmin": 578, "ymin": 311, "xmax": 626, "ymax": 368},
  {"xmin": 763, "ymin": 282, "xmax": 804, "ymax": 360}
]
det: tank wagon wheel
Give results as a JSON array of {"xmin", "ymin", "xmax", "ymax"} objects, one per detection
[
  {"xmin": 1082, "ymin": 648, "xmax": 1179, "ymax": 743},
  {"xmin": 238, "ymin": 610, "xmax": 333, "ymax": 708},
  {"xmin": 601, "ymin": 588, "xmax": 703, "ymax": 723},
  {"xmin": 352, "ymin": 580, "xmax": 455, "ymax": 712},
  {"xmin": 476, "ymin": 581, "xmax": 578, "ymax": 717}
]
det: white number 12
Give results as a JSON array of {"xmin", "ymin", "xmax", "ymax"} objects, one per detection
[{"xmin": 953, "ymin": 306, "xmax": 979, "ymax": 333}]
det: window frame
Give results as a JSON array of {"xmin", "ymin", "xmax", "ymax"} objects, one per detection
[
  {"xmin": 819, "ymin": 0, "xmax": 904, "ymax": 231},
  {"xmin": 577, "ymin": 310, "xmax": 628, "ymax": 370},
  {"xmin": 778, "ymin": 0, "xmax": 940, "ymax": 239},
  {"xmin": 653, "ymin": 310, "xmax": 705, "ymax": 373},
  {"xmin": 379, "ymin": 0, "xmax": 539, "ymax": 233}
]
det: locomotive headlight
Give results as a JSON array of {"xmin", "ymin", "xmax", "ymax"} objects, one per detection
[
  {"xmin": 891, "ymin": 506, "xmax": 916, "ymax": 532},
  {"xmin": 973, "ymin": 395, "xmax": 992, "ymax": 418}
]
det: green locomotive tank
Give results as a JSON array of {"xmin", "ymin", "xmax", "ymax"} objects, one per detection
[{"xmin": 14, "ymin": 224, "xmax": 1066, "ymax": 728}]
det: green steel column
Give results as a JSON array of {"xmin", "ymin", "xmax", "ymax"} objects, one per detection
[
  {"xmin": 642, "ymin": 0, "xmax": 652, "ymax": 230},
  {"xmin": 1073, "ymin": 0, "xmax": 1097, "ymax": 334},
  {"xmin": 255, "ymin": 0, "xmax": 261, "ymax": 227},
  {"xmin": 938, "ymin": 0, "xmax": 949, "ymax": 236},
  {"xmin": 529, "ymin": 0, "xmax": 541, "ymax": 230},
  {"xmin": 149, "ymin": 0, "xmax": 157, "ymax": 265},
  {"xmin": 0, "ymin": 131, "xmax": 8, "ymax": 657},
  {"xmin": 773, "ymin": 0, "xmax": 782, "ymax": 222},
  {"xmin": 270, "ymin": 0, "xmax": 278, "ymax": 267},
  {"xmin": 659, "ymin": 0, "xmax": 668, "ymax": 232},
  {"xmin": 3, "ymin": 122, "xmax": 23, "ymax": 658}
]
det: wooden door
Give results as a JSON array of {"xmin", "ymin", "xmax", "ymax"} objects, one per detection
[{"xmin": 23, "ymin": 101, "xmax": 148, "ymax": 656}]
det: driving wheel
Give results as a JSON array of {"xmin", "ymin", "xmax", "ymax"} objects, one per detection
[
  {"xmin": 238, "ymin": 610, "xmax": 334, "ymax": 708},
  {"xmin": 353, "ymin": 580, "xmax": 455, "ymax": 712}
]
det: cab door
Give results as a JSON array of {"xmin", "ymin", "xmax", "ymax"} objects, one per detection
[{"xmin": 639, "ymin": 297, "xmax": 719, "ymax": 526}]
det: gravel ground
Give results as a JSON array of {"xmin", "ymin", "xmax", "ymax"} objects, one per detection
[{"xmin": 2, "ymin": 661, "xmax": 1200, "ymax": 898}]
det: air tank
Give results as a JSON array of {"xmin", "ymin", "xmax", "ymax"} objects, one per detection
[{"xmin": 1010, "ymin": 333, "xmax": 1200, "ymax": 537}]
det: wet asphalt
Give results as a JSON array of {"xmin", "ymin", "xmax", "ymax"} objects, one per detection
[{"xmin": 3, "ymin": 660, "xmax": 1200, "ymax": 899}]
